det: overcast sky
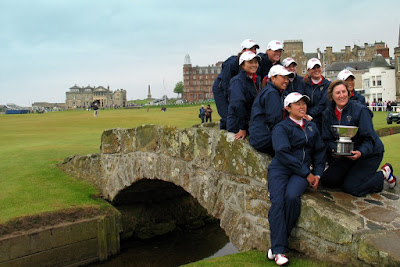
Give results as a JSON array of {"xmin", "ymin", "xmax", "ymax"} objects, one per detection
[{"xmin": 1, "ymin": 0, "xmax": 399, "ymax": 106}]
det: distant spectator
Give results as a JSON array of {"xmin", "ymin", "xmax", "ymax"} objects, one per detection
[
  {"xmin": 205, "ymin": 104, "xmax": 213, "ymax": 122},
  {"xmin": 387, "ymin": 101, "xmax": 392, "ymax": 112},
  {"xmin": 199, "ymin": 105, "xmax": 205, "ymax": 123},
  {"xmin": 93, "ymin": 103, "xmax": 99, "ymax": 117}
]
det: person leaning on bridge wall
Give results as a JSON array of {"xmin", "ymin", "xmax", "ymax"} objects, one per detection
[
  {"xmin": 321, "ymin": 80, "xmax": 396, "ymax": 197},
  {"xmin": 212, "ymin": 39, "xmax": 259, "ymax": 130},
  {"xmin": 266, "ymin": 92, "xmax": 326, "ymax": 266},
  {"xmin": 249, "ymin": 65, "xmax": 294, "ymax": 156},
  {"xmin": 337, "ymin": 69, "xmax": 366, "ymax": 106},
  {"xmin": 258, "ymin": 40, "xmax": 284, "ymax": 88},
  {"xmin": 227, "ymin": 51, "xmax": 261, "ymax": 140}
]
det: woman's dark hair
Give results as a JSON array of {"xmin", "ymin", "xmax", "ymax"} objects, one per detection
[{"xmin": 327, "ymin": 80, "xmax": 350, "ymax": 102}]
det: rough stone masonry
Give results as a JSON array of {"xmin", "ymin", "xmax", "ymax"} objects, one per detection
[{"xmin": 59, "ymin": 123, "xmax": 400, "ymax": 266}]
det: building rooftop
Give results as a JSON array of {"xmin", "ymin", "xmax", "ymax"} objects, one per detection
[
  {"xmin": 325, "ymin": 61, "xmax": 372, "ymax": 71},
  {"xmin": 369, "ymin": 54, "xmax": 394, "ymax": 69}
]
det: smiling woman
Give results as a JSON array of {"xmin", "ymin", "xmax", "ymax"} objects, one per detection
[
  {"xmin": 248, "ymin": 65, "xmax": 295, "ymax": 156},
  {"xmin": 226, "ymin": 51, "xmax": 261, "ymax": 140}
]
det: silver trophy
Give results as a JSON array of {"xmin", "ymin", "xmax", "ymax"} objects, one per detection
[{"xmin": 331, "ymin": 125, "xmax": 359, "ymax": 156}]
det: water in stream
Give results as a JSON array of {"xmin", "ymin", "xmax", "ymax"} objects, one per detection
[{"xmin": 90, "ymin": 222, "xmax": 238, "ymax": 267}]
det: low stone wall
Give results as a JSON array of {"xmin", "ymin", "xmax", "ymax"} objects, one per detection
[
  {"xmin": 59, "ymin": 123, "xmax": 400, "ymax": 266},
  {"xmin": 0, "ymin": 214, "xmax": 121, "ymax": 266}
]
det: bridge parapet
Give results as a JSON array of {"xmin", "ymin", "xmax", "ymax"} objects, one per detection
[{"xmin": 59, "ymin": 123, "xmax": 400, "ymax": 266}]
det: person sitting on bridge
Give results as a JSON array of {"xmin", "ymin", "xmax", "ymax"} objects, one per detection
[
  {"xmin": 212, "ymin": 39, "xmax": 259, "ymax": 130},
  {"xmin": 227, "ymin": 51, "xmax": 261, "ymax": 140},
  {"xmin": 321, "ymin": 80, "xmax": 396, "ymax": 196},
  {"xmin": 249, "ymin": 65, "xmax": 294, "ymax": 156},
  {"xmin": 267, "ymin": 92, "xmax": 326, "ymax": 266}
]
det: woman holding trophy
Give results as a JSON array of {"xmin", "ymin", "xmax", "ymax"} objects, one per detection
[{"xmin": 321, "ymin": 80, "xmax": 396, "ymax": 196}]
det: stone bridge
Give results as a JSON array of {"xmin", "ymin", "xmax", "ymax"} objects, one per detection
[{"xmin": 59, "ymin": 123, "xmax": 400, "ymax": 266}]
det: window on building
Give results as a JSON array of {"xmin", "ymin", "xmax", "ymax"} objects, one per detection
[
  {"xmin": 199, "ymin": 76, "xmax": 202, "ymax": 79},
  {"xmin": 193, "ymin": 75, "xmax": 196, "ymax": 79},
  {"xmin": 371, "ymin": 76, "xmax": 376, "ymax": 86},
  {"xmin": 363, "ymin": 79, "xmax": 370, "ymax": 88},
  {"xmin": 199, "ymin": 94, "xmax": 203, "ymax": 100},
  {"xmin": 377, "ymin": 76, "xmax": 382, "ymax": 86}
]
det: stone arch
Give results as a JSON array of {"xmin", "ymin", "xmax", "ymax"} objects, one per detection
[{"xmin": 60, "ymin": 124, "xmax": 272, "ymax": 251}]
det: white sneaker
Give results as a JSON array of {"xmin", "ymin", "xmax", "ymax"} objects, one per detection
[
  {"xmin": 381, "ymin": 163, "xmax": 396, "ymax": 188},
  {"xmin": 267, "ymin": 248, "xmax": 275, "ymax": 260},
  {"xmin": 275, "ymin": 254, "xmax": 289, "ymax": 266}
]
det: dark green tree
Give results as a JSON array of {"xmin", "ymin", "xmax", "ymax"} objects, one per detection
[{"xmin": 174, "ymin": 81, "xmax": 183, "ymax": 98}]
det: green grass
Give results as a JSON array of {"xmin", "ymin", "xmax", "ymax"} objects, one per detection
[
  {"xmin": 0, "ymin": 104, "xmax": 215, "ymax": 224},
  {"xmin": 183, "ymin": 250, "xmax": 340, "ymax": 266}
]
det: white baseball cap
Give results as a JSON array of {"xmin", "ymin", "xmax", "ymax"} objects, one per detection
[
  {"xmin": 241, "ymin": 39, "xmax": 260, "ymax": 50},
  {"xmin": 268, "ymin": 65, "xmax": 294, "ymax": 78},
  {"xmin": 239, "ymin": 51, "xmax": 261, "ymax": 65},
  {"xmin": 337, "ymin": 69, "xmax": 355, "ymax": 81},
  {"xmin": 307, "ymin": 58, "xmax": 322, "ymax": 69},
  {"xmin": 282, "ymin": 57, "xmax": 297, "ymax": 67},
  {"xmin": 267, "ymin": 40, "xmax": 284, "ymax": 51},
  {"xmin": 284, "ymin": 92, "xmax": 310, "ymax": 108}
]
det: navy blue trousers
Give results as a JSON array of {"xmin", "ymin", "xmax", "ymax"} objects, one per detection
[
  {"xmin": 268, "ymin": 168, "xmax": 309, "ymax": 254},
  {"xmin": 322, "ymin": 153, "xmax": 384, "ymax": 197},
  {"xmin": 212, "ymin": 86, "xmax": 228, "ymax": 130}
]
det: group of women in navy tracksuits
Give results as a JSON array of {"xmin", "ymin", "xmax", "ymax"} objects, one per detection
[{"xmin": 213, "ymin": 40, "xmax": 395, "ymax": 266}]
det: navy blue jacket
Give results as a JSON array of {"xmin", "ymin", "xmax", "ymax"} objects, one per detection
[
  {"xmin": 304, "ymin": 77, "xmax": 331, "ymax": 119},
  {"xmin": 227, "ymin": 69, "xmax": 260, "ymax": 133},
  {"xmin": 269, "ymin": 118, "xmax": 326, "ymax": 178},
  {"xmin": 283, "ymin": 74, "xmax": 305, "ymax": 98},
  {"xmin": 350, "ymin": 91, "xmax": 366, "ymax": 106},
  {"xmin": 321, "ymin": 100, "xmax": 384, "ymax": 157},
  {"xmin": 257, "ymin": 53, "xmax": 281, "ymax": 81},
  {"xmin": 249, "ymin": 81, "xmax": 285, "ymax": 152},
  {"xmin": 212, "ymin": 55, "xmax": 240, "ymax": 97}
]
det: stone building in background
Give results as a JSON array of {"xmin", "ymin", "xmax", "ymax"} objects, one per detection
[
  {"xmin": 182, "ymin": 54, "xmax": 222, "ymax": 102},
  {"xmin": 66, "ymin": 85, "xmax": 127, "ymax": 108},
  {"xmin": 281, "ymin": 40, "xmax": 390, "ymax": 76}
]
